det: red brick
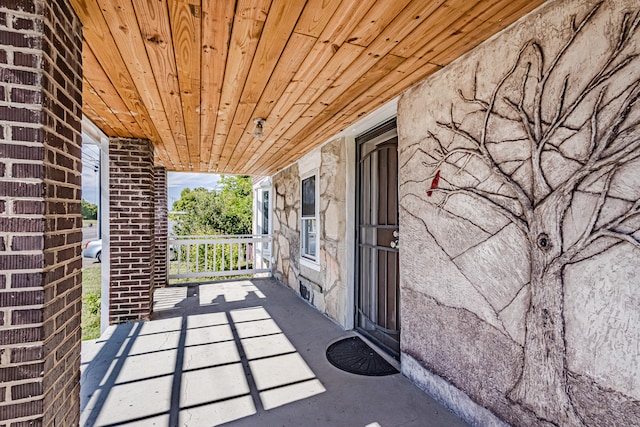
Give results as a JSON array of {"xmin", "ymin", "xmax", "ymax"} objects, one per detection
[
  {"xmin": 11, "ymin": 382, "xmax": 42, "ymax": 400},
  {"xmin": 13, "ymin": 200, "xmax": 44, "ymax": 215},
  {"xmin": 11, "ymin": 163, "xmax": 43, "ymax": 179},
  {"xmin": 11, "ymin": 419, "xmax": 44, "ymax": 427},
  {"xmin": 10, "ymin": 346, "xmax": 43, "ymax": 363},
  {"xmin": 0, "ymin": 254, "xmax": 44, "ymax": 270},
  {"xmin": 0, "ymin": 291, "xmax": 44, "ymax": 307},
  {"xmin": 0, "ymin": 327, "xmax": 42, "ymax": 345},
  {"xmin": 0, "ymin": 399, "xmax": 43, "ymax": 421},
  {"xmin": 11, "ymin": 236, "xmax": 43, "ymax": 251},
  {"xmin": 11, "ymin": 309, "xmax": 43, "ymax": 325}
]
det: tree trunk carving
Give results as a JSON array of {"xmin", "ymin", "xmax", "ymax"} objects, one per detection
[{"xmin": 404, "ymin": 3, "xmax": 640, "ymax": 425}]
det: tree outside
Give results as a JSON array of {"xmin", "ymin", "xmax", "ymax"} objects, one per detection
[
  {"xmin": 171, "ymin": 175, "xmax": 252, "ymax": 236},
  {"xmin": 81, "ymin": 199, "xmax": 98, "ymax": 220}
]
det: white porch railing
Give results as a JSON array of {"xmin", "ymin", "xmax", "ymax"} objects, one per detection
[{"xmin": 168, "ymin": 235, "xmax": 272, "ymax": 282}]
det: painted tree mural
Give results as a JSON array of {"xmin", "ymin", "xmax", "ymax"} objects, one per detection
[{"xmin": 406, "ymin": 3, "xmax": 640, "ymax": 425}]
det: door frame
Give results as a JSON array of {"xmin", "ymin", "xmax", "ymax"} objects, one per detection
[{"xmin": 354, "ymin": 118, "xmax": 400, "ymax": 357}]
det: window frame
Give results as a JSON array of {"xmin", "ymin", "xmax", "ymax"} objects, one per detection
[{"xmin": 300, "ymin": 170, "xmax": 319, "ymax": 264}]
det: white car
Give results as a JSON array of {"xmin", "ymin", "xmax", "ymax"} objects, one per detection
[
  {"xmin": 82, "ymin": 240, "xmax": 176, "ymax": 263},
  {"xmin": 83, "ymin": 240, "xmax": 102, "ymax": 262}
]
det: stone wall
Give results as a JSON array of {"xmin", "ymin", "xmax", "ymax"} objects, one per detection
[
  {"xmin": 0, "ymin": 0, "xmax": 83, "ymax": 425},
  {"xmin": 271, "ymin": 138, "xmax": 348, "ymax": 325},
  {"xmin": 397, "ymin": 0, "xmax": 640, "ymax": 425}
]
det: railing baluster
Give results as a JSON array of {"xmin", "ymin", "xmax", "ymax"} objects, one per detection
[{"xmin": 167, "ymin": 235, "xmax": 272, "ymax": 282}]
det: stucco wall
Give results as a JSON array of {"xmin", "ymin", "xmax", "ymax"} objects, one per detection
[
  {"xmin": 271, "ymin": 138, "xmax": 349, "ymax": 326},
  {"xmin": 398, "ymin": 0, "xmax": 640, "ymax": 425}
]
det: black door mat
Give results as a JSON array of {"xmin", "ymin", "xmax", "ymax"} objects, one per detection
[{"xmin": 326, "ymin": 336, "xmax": 398, "ymax": 376}]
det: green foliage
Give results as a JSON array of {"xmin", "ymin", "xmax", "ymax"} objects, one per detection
[
  {"xmin": 82, "ymin": 265, "xmax": 101, "ymax": 340},
  {"xmin": 172, "ymin": 175, "xmax": 253, "ymax": 236},
  {"xmin": 82, "ymin": 199, "xmax": 98, "ymax": 220}
]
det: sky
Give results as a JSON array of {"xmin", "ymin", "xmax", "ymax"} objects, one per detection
[{"xmin": 81, "ymin": 143, "xmax": 220, "ymax": 210}]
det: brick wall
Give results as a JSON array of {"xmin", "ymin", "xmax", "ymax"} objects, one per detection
[
  {"xmin": 109, "ymin": 138, "xmax": 155, "ymax": 324},
  {"xmin": 0, "ymin": 0, "xmax": 83, "ymax": 426},
  {"xmin": 153, "ymin": 166, "xmax": 167, "ymax": 289}
]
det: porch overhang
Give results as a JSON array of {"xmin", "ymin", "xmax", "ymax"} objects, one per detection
[{"xmin": 71, "ymin": 0, "xmax": 547, "ymax": 176}]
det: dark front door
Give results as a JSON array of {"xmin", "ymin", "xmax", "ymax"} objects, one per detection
[{"xmin": 355, "ymin": 119, "xmax": 400, "ymax": 356}]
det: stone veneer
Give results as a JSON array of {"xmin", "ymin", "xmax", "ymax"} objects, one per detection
[
  {"xmin": 0, "ymin": 0, "xmax": 83, "ymax": 425},
  {"xmin": 271, "ymin": 137, "xmax": 349, "ymax": 326},
  {"xmin": 108, "ymin": 138, "xmax": 155, "ymax": 324}
]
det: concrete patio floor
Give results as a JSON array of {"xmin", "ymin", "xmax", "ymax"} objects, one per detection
[{"xmin": 80, "ymin": 278, "xmax": 467, "ymax": 427}]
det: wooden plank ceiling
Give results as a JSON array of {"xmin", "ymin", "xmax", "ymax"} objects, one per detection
[{"xmin": 71, "ymin": 0, "xmax": 547, "ymax": 175}]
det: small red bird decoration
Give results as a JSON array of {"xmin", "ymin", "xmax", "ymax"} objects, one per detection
[{"xmin": 427, "ymin": 170, "xmax": 440, "ymax": 197}]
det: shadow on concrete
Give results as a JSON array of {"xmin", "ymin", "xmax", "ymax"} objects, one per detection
[{"xmin": 80, "ymin": 278, "xmax": 467, "ymax": 427}]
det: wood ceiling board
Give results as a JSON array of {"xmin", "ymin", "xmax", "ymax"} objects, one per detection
[
  {"xmin": 70, "ymin": 0, "xmax": 177, "ymax": 168},
  {"xmin": 294, "ymin": 0, "xmax": 343, "ymax": 38},
  {"xmin": 226, "ymin": 32, "xmax": 316, "ymax": 172},
  {"xmin": 302, "ymin": 0, "xmax": 449, "ymax": 121},
  {"xmin": 346, "ymin": 0, "xmax": 415, "ymax": 48},
  {"xmin": 81, "ymin": 81, "xmax": 119, "ymax": 137},
  {"xmin": 74, "ymin": 0, "xmax": 549, "ymax": 173},
  {"xmin": 216, "ymin": 0, "xmax": 307, "ymax": 172},
  {"xmin": 264, "ymin": 61, "xmax": 443, "ymax": 174},
  {"xmin": 200, "ymin": 0, "xmax": 235, "ymax": 169},
  {"xmin": 273, "ymin": 57, "xmax": 443, "ymax": 172},
  {"xmin": 81, "ymin": 43, "xmax": 146, "ymax": 138},
  {"xmin": 222, "ymin": 0, "xmax": 373, "ymax": 172},
  {"xmin": 95, "ymin": 0, "xmax": 181, "ymax": 167},
  {"xmin": 426, "ymin": 0, "xmax": 546, "ymax": 66},
  {"xmin": 316, "ymin": 53, "xmax": 406, "ymax": 118},
  {"xmin": 475, "ymin": 0, "xmax": 545, "ymax": 25},
  {"xmin": 207, "ymin": 0, "xmax": 271, "ymax": 171},
  {"xmin": 265, "ymin": 0, "xmax": 546, "ymax": 174},
  {"xmin": 132, "ymin": 0, "xmax": 190, "ymax": 167},
  {"xmin": 240, "ymin": 40, "xmax": 367, "ymax": 171},
  {"xmin": 390, "ymin": 0, "xmax": 483, "ymax": 58},
  {"xmin": 169, "ymin": 0, "xmax": 202, "ymax": 169}
]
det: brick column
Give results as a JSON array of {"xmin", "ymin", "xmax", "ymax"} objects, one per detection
[
  {"xmin": 0, "ymin": 0, "xmax": 83, "ymax": 426},
  {"xmin": 154, "ymin": 166, "xmax": 168, "ymax": 288},
  {"xmin": 109, "ymin": 138, "xmax": 155, "ymax": 324}
]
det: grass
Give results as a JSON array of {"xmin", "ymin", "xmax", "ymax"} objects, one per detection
[{"xmin": 82, "ymin": 264, "xmax": 101, "ymax": 341}]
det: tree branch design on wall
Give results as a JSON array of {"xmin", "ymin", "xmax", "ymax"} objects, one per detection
[{"xmin": 407, "ymin": 3, "xmax": 640, "ymax": 425}]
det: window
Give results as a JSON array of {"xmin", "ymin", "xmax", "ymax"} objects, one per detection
[
  {"xmin": 301, "ymin": 173, "xmax": 317, "ymax": 261},
  {"xmin": 262, "ymin": 190, "xmax": 269, "ymax": 235}
]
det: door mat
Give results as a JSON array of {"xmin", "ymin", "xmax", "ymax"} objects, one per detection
[{"xmin": 326, "ymin": 336, "xmax": 398, "ymax": 376}]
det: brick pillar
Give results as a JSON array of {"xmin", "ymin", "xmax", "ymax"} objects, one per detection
[
  {"xmin": 109, "ymin": 138, "xmax": 155, "ymax": 324},
  {"xmin": 154, "ymin": 166, "xmax": 168, "ymax": 288},
  {"xmin": 0, "ymin": 0, "xmax": 83, "ymax": 426}
]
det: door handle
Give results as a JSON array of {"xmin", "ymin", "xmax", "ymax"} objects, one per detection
[{"xmin": 390, "ymin": 239, "xmax": 399, "ymax": 249}]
